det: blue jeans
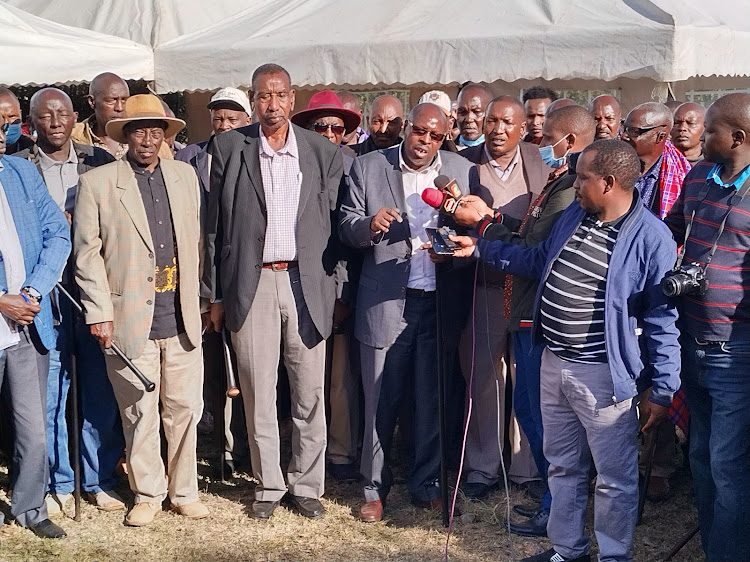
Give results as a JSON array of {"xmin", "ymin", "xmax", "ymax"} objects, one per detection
[
  {"xmin": 513, "ymin": 330, "xmax": 551, "ymax": 512},
  {"xmin": 47, "ymin": 291, "xmax": 124, "ymax": 494},
  {"xmin": 681, "ymin": 337, "xmax": 750, "ymax": 561}
]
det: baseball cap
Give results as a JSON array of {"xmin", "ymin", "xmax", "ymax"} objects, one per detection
[
  {"xmin": 418, "ymin": 90, "xmax": 452, "ymax": 116},
  {"xmin": 207, "ymin": 87, "xmax": 252, "ymax": 115}
]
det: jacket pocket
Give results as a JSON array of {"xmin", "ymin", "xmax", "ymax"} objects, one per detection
[{"xmin": 221, "ymin": 245, "xmax": 231, "ymax": 260}]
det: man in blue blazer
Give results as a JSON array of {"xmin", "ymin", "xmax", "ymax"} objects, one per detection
[{"xmin": 0, "ymin": 125, "xmax": 70, "ymax": 538}]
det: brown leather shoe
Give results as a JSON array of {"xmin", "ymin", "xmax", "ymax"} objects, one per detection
[
  {"xmin": 646, "ymin": 476, "xmax": 671, "ymax": 502},
  {"xmin": 359, "ymin": 499, "xmax": 384, "ymax": 522}
]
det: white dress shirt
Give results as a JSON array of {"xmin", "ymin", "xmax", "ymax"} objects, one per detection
[
  {"xmin": 398, "ymin": 145, "xmax": 441, "ymax": 291},
  {"xmin": 259, "ymin": 124, "xmax": 302, "ymax": 263}
]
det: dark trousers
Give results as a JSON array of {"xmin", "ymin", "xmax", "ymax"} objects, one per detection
[
  {"xmin": 360, "ymin": 293, "xmax": 440, "ymax": 502},
  {"xmin": 0, "ymin": 326, "xmax": 49, "ymax": 527},
  {"xmin": 682, "ymin": 337, "xmax": 750, "ymax": 561}
]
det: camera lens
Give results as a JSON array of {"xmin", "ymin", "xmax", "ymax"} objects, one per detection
[{"xmin": 662, "ymin": 275, "xmax": 684, "ymax": 297}]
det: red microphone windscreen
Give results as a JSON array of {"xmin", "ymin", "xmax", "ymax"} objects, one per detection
[
  {"xmin": 433, "ymin": 175, "xmax": 451, "ymax": 190},
  {"xmin": 421, "ymin": 188, "xmax": 445, "ymax": 208}
]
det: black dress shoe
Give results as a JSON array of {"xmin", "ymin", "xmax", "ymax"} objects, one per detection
[
  {"xmin": 513, "ymin": 503, "xmax": 541, "ymax": 518},
  {"xmin": 251, "ymin": 500, "xmax": 280, "ymax": 520},
  {"xmin": 289, "ymin": 495, "xmax": 324, "ymax": 519},
  {"xmin": 509, "ymin": 509, "xmax": 549, "ymax": 537},
  {"xmin": 461, "ymin": 481, "xmax": 498, "ymax": 501},
  {"xmin": 328, "ymin": 463, "xmax": 361, "ymax": 482},
  {"xmin": 520, "ymin": 547, "xmax": 591, "ymax": 562},
  {"xmin": 30, "ymin": 519, "xmax": 66, "ymax": 539}
]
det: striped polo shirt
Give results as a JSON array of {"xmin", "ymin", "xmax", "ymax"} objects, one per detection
[
  {"xmin": 540, "ymin": 213, "xmax": 624, "ymax": 363},
  {"xmin": 665, "ymin": 160, "xmax": 750, "ymax": 341}
]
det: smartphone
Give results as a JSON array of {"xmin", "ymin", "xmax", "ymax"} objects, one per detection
[{"xmin": 426, "ymin": 227, "xmax": 457, "ymax": 255}]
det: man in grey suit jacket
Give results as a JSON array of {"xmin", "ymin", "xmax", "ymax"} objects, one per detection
[
  {"xmin": 204, "ymin": 64, "xmax": 343, "ymax": 521},
  {"xmin": 340, "ymin": 103, "xmax": 477, "ymax": 522}
]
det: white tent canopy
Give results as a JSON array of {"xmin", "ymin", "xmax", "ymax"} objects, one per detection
[
  {"xmin": 152, "ymin": 0, "xmax": 750, "ymax": 93},
  {"xmin": 4, "ymin": 0, "xmax": 750, "ymax": 92},
  {"xmin": 0, "ymin": 3, "xmax": 152, "ymax": 86},
  {"xmin": 2, "ymin": 0, "xmax": 248, "ymax": 47}
]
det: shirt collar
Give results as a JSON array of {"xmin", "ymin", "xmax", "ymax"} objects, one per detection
[
  {"xmin": 398, "ymin": 142, "xmax": 442, "ymax": 174},
  {"xmin": 37, "ymin": 140, "xmax": 77, "ymax": 171},
  {"xmin": 486, "ymin": 145, "xmax": 520, "ymax": 171},
  {"xmin": 260, "ymin": 122, "xmax": 299, "ymax": 159},
  {"xmin": 708, "ymin": 163, "xmax": 750, "ymax": 190},
  {"xmin": 642, "ymin": 154, "xmax": 663, "ymax": 181},
  {"xmin": 0, "ymin": 158, "xmax": 4, "ymax": 172}
]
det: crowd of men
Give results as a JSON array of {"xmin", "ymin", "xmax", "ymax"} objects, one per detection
[{"xmin": 0, "ymin": 63, "xmax": 747, "ymax": 562}]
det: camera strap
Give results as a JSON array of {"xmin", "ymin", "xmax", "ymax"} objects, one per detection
[{"xmin": 675, "ymin": 177, "xmax": 750, "ymax": 269}]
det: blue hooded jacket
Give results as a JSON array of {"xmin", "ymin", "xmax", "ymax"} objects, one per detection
[{"xmin": 476, "ymin": 194, "xmax": 680, "ymax": 407}]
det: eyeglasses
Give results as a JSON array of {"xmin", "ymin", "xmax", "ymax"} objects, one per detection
[
  {"xmin": 623, "ymin": 124, "xmax": 666, "ymax": 138},
  {"xmin": 313, "ymin": 122, "xmax": 346, "ymax": 135},
  {"xmin": 409, "ymin": 124, "xmax": 446, "ymax": 143}
]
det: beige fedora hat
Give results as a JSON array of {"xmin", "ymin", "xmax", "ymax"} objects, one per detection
[{"xmin": 105, "ymin": 94, "xmax": 185, "ymax": 143}]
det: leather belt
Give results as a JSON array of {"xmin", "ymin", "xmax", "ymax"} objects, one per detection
[
  {"xmin": 405, "ymin": 288, "xmax": 436, "ymax": 298},
  {"xmin": 262, "ymin": 261, "xmax": 298, "ymax": 271}
]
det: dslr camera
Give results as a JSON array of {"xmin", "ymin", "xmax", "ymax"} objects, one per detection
[{"xmin": 661, "ymin": 263, "xmax": 708, "ymax": 297}]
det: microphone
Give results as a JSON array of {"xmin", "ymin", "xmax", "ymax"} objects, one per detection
[
  {"xmin": 434, "ymin": 175, "xmax": 462, "ymax": 200},
  {"xmin": 422, "ymin": 187, "xmax": 460, "ymax": 214}
]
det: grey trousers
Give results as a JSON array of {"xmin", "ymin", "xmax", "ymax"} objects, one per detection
[
  {"xmin": 541, "ymin": 348, "xmax": 639, "ymax": 562},
  {"xmin": 0, "ymin": 326, "xmax": 49, "ymax": 527},
  {"xmin": 231, "ymin": 268, "xmax": 327, "ymax": 501}
]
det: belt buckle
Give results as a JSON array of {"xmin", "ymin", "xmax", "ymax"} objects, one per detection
[{"xmin": 272, "ymin": 262, "xmax": 286, "ymax": 271}]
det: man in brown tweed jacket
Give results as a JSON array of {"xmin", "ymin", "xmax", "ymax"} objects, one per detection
[{"xmin": 74, "ymin": 94, "xmax": 207, "ymax": 527}]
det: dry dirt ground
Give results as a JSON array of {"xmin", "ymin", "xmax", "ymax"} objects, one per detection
[{"xmin": 0, "ymin": 420, "xmax": 704, "ymax": 562}]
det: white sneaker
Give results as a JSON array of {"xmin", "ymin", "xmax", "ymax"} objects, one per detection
[{"xmin": 45, "ymin": 493, "xmax": 73, "ymax": 517}]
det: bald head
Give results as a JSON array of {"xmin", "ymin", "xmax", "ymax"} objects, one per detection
[
  {"xmin": 29, "ymin": 88, "xmax": 78, "ymax": 154},
  {"xmin": 622, "ymin": 102, "xmax": 672, "ymax": 167},
  {"xmin": 702, "ymin": 93, "xmax": 750, "ymax": 164},
  {"xmin": 368, "ymin": 95, "xmax": 404, "ymax": 149},
  {"xmin": 671, "ymin": 102, "xmax": 706, "ymax": 159},
  {"xmin": 589, "ymin": 95, "xmax": 622, "ymax": 140},
  {"xmin": 627, "ymin": 102, "xmax": 674, "ymax": 129},
  {"xmin": 0, "ymin": 87, "xmax": 21, "ymax": 127},
  {"xmin": 87, "ymin": 73, "xmax": 129, "ymax": 132},
  {"xmin": 546, "ymin": 98, "xmax": 577, "ymax": 116},
  {"xmin": 30, "ymin": 88, "xmax": 73, "ymax": 115},
  {"xmin": 545, "ymin": 105, "xmax": 596, "ymax": 145},
  {"xmin": 457, "ymin": 84, "xmax": 493, "ymax": 142},
  {"xmin": 408, "ymin": 102, "xmax": 449, "ymax": 130},
  {"xmin": 336, "ymin": 91, "xmax": 361, "ymax": 114}
]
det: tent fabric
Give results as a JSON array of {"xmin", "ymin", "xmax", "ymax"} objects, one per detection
[
  {"xmin": 3, "ymin": 0, "xmax": 750, "ymax": 91},
  {"xmin": 151, "ymin": 0, "xmax": 750, "ymax": 93},
  {"xmin": 0, "ymin": 3, "xmax": 152, "ymax": 86},
  {"xmin": 2, "ymin": 0, "xmax": 248, "ymax": 47}
]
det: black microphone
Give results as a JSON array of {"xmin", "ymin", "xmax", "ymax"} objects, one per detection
[{"xmin": 434, "ymin": 175, "xmax": 462, "ymax": 199}]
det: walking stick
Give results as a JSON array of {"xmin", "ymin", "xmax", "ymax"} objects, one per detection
[
  {"xmin": 63, "ymin": 288, "xmax": 82, "ymax": 522},
  {"xmin": 222, "ymin": 329, "xmax": 239, "ymax": 398},
  {"xmin": 663, "ymin": 524, "xmax": 699, "ymax": 560},
  {"xmin": 637, "ymin": 423, "xmax": 660, "ymax": 525},
  {"xmin": 435, "ymin": 265, "xmax": 450, "ymax": 528},
  {"xmin": 55, "ymin": 283, "xmax": 155, "ymax": 392}
]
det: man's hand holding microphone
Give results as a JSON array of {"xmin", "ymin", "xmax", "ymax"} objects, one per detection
[{"xmin": 418, "ymin": 175, "xmax": 483, "ymax": 260}]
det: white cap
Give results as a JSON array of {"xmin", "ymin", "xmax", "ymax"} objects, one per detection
[
  {"xmin": 207, "ymin": 87, "xmax": 252, "ymax": 115},
  {"xmin": 418, "ymin": 90, "xmax": 452, "ymax": 116}
]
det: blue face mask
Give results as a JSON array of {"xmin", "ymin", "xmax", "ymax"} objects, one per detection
[
  {"xmin": 459, "ymin": 134, "xmax": 484, "ymax": 147},
  {"xmin": 3, "ymin": 122, "xmax": 22, "ymax": 146},
  {"xmin": 539, "ymin": 135, "xmax": 570, "ymax": 169}
]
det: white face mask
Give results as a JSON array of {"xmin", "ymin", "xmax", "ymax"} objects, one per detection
[{"xmin": 538, "ymin": 134, "xmax": 571, "ymax": 169}]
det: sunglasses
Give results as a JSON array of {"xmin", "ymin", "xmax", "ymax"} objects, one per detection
[
  {"xmin": 623, "ymin": 124, "xmax": 666, "ymax": 138},
  {"xmin": 313, "ymin": 122, "xmax": 346, "ymax": 135},
  {"xmin": 409, "ymin": 124, "xmax": 446, "ymax": 144}
]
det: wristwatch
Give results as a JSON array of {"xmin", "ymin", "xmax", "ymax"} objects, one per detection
[{"xmin": 22, "ymin": 286, "xmax": 42, "ymax": 302}]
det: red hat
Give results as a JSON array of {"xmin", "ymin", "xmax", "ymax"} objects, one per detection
[{"xmin": 291, "ymin": 90, "xmax": 361, "ymax": 133}]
